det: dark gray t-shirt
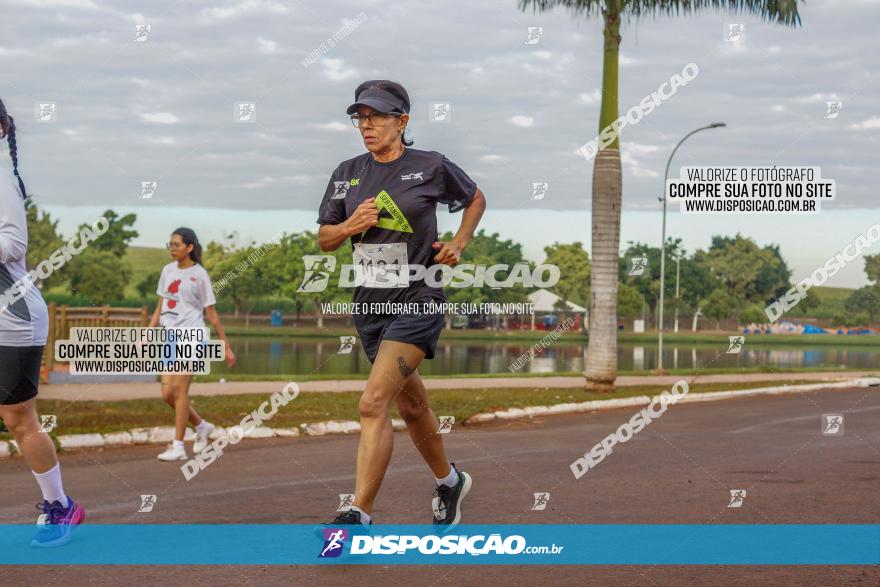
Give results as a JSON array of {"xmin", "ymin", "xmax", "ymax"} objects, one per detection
[{"xmin": 317, "ymin": 147, "xmax": 477, "ymax": 305}]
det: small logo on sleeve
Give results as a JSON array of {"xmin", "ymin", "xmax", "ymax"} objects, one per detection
[{"xmin": 332, "ymin": 181, "xmax": 350, "ymax": 199}]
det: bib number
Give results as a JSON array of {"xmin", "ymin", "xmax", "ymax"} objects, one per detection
[{"xmin": 352, "ymin": 243, "xmax": 409, "ymax": 288}]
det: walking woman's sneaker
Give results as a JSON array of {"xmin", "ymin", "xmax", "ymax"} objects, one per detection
[
  {"xmin": 314, "ymin": 510, "xmax": 372, "ymax": 539},
  {"xmin": 193, "ymin": 422, "xmax": 214, "ymax": 454},
  {"xmin": 432, "ymin": 464, "xmax": 472, "ymax": 529},
  {"xmin": 157, "ymin": 444, "xmax": 188, "ymax": 461},
  {"xmin": 31, "ymin": 496, "xmax": 86, "ymax": 547}
]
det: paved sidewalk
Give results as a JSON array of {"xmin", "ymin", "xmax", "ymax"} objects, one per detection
[{"xmin": 36, "ymin": 370, "xmax": 876, "ymax": 402}]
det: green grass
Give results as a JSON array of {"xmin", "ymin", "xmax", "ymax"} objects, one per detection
[
  {"xmin": 191, "ymin": 365, "xmax": 875, "ymax": 383},
  {"xmin": 0, "ymin": 379, "xmax": 822, "ymax": 439}
]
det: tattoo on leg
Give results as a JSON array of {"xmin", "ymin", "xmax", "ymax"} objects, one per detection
[{"xmin": 397, "ymin": 356, "xmax": 414, "ymax": 378}]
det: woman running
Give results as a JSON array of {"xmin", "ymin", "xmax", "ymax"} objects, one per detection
[
  {"xmin": 316, "ymin": 80, "xmax": 487, "ymax": 529},
  {"xmin": 0, "ymin": 98, "xmax": 85, "ymax": 547},
  {"xmin": 149, "ymin": 228, "xmax": 236, "ymax": 461}
]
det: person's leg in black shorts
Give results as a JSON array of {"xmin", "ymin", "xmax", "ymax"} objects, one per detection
[{"xmin": 323, "ymin": 309, "xmax": 472, "ymax": 528}]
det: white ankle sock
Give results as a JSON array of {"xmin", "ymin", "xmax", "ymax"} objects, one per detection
[
  {"xmin": 435, "ymin": 464, "xmax": 459, "ymax": 488},
  {"xmin": 350, "ymin": 505, "xmax": 371, "ymax": 527},
  {"xmin": 196, "ymin": 420, "xmax": 210, "ymax": 432},
  {"xmin": 33, "ymin": 463, "xmax": 68, "ymax": 507},
  {"xmin": 173, "ymin": 439, "xmax": 185, "ymax": 449}
]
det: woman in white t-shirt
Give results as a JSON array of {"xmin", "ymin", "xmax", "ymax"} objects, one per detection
[
  {"xmin": 148, "ymin": 227, "xmax": 236, "ymax": 462},
  {"xmin": 0, "ymin": 97, "xmax": 85, "ymax": 547}
]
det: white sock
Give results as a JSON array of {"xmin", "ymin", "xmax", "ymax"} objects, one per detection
[
  {"xmin": 33, "ymin": 463, "xmax": 68, "ymax": 507},
  {"xmin": 435, "ymin": 464, "xmax": 459, "ymax": 488},
  {"xmin": 173, "ymin": 439, "xmax": 185, "ymax": 450},
  {"xmin": 350, "ymin": 505, "xmax": 371, "ymax": 527},
  {"xmin": 196, "ymin": 420, "xmax": 210, "ymax": 432}
]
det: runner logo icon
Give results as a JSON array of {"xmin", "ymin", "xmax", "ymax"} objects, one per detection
[
  {"xmin": 728, "ymin": 489, "xmax": 746, "ymax": 508},
  {"xmin": 332, "ymin": 181, "xmax": 349, "ymax": 199},
  {"xmin": 298, "ymin": 255, "xmax": 336, "ymax": 293},
  {"xmin": 319, "ymin": 528, "xmax": 348, "ymax": 558}
]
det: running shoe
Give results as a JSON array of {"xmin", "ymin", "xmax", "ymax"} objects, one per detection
[
  {"xmin": 31, "ymin": 496, "xmax": 85, "ymax": 548},
  {"xmin": 432, "ymin": 463, "xmax": 472, "ymax": 530},
  {"xmin": 314, "ymin": 510, "xmax": 371, "ymax": 539},
  {"xmin": 193, "ymin": 422, "xmax": 214, "ymax": 454},
  {"xmin": 157, "ymin": 444, "xmax": 188, "ymax": 461}
]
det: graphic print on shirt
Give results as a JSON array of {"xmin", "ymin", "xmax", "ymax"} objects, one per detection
[
  {"xmin": 374, "ymin": 190, "xmax": 413, "ymax": 233},
  {"xmin": 0, "ymin": 263, "xmax": 31, "ymax": 321},
  {"xmin": 163, "ymin": 279, "xmax": 182, "ymax": 315}
]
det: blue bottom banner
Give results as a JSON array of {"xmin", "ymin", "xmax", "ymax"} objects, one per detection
[{"xmin": 2, "ymin": 524, "xmax": 878, "ymax": 565}]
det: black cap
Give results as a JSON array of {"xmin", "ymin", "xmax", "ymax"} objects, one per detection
[{"xmin": 346, "ymin": 80, "xmax": 410, "ymax": 115}]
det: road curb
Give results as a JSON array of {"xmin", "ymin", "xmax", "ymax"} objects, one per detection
[
  {"xmin": 462, "ymin": 377, "xmax": 880, "ymax": 425},
  {"xmin": 2, "ymin": 379, "xmax": 877, "ymax": 459}
]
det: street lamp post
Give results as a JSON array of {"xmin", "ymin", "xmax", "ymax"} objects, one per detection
[{"xmin": 658, "ymin": 123, "xmax": 726, "ymax": 371}]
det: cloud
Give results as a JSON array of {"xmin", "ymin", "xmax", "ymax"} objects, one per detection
[
  {"xmin": 201, "ymin": 0, "xmax": 288, "ymax": 22},
  {"xmin": 321, "ymin": 58, "xmax": 356, "ymax": 81},
  {"xmin": 257, "ymin": 37, "xmax": 279, "ymax": 54},
  {"xmin": 311, "ymin": 121, "xmax": 350, "ymax": 132},
  {"xmin": 140, "ymin": 112, "xmax": 180, "ymax": 124},
  {"xmin": 579, "ymin": 90, "xmax": 602, "ymax": 105},
  {"xmin": 849, "ymin": 117, "xmax": 880, "ymax": 130},
  {"xmin": 511, "ymin": 115, "xmax": 534, "ymax": 128}
]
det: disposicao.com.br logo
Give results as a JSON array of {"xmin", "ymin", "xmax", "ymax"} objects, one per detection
[
  {"xmin": 317, "ymin": 530, "xmax": 563, "ymax": 558},
  {"xmin": 298, "ymin": 256, "xmax": 560, "ymax": 292}
]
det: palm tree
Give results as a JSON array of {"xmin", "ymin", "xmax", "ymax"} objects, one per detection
[{"xmin": 518, "ymin": 0, "xmax": 801, "ymax": 392}]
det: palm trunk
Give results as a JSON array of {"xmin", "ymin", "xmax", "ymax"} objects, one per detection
[{"xmin": 585, "ymin": 3, "xmax": 621, "ymax": 393}]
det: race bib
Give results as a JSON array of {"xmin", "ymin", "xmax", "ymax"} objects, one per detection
[{"xmin": 352, "ymin": 242, "xmax": 409, "ymax": 288}]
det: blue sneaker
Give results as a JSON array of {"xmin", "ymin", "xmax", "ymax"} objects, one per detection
[{"xmin": 31, "ymin": 496, "xmax": 86, "ymax": 548}]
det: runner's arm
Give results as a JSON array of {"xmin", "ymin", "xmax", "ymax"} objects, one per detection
[
  {"xmin": 148, "ymin": 297, "xmax": 162, "ymax": 328},
  {"xmin": 434, "ymin": 188, "xmax": 486, "ymax": 265},
  {"xmin": 451, "ymin": 188, "xmax": 486, "ymax": 249},
  {"xmin": 0, "ymin": 187, "xmax": 27, "ymax": 263},
  {"xmin": 318, "ymin": 197, "xmax": 378, "ymax": 251}
]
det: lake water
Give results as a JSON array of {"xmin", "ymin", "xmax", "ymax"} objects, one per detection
[{"xmin": 210, "ymin": 337, "xmax": 878, "ymax": 377}]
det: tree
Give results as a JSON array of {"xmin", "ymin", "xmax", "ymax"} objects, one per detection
[
  {"xmin": 23, "ymin": 200, "xmax": 64, "ymax": 289},
  {"xmin": 864, "ymin": 253, "xmax": 880, "ymax": 285},
  {"xmin": 66, "ymin": 249, "xmax": 131, "ymax": 305},
  {"xmin": 701, "ymin": 288, "xmax": 740, "ymax": 330},
  {"xmin": 617, "ymin": 282, "xmax": 643, "ymax": 318},
  {"xmin": 519, "ymin": 0, "xmax": 802, "ymax": 392},
  {"xmin": 136, "ymin": 270, "xmax": 161, "ymax": 300},
  {"xmin": 442, "ymin": 230, "xmax": 530, "ymax": 321},
  {"xmin": 845, "ymin": 287, "xmax": 880, "ymax": 323},
  {"xmin": 84, "ymin": 209, "xmax": 138, "ymax": 257},
  {"xmin": 544, "ymin": 242, "xmax": 590, "ymax": 308},
  {"xmin": 739, "ymin": 304, "xmax": 768, "ymax": 325},
  {"xmin": 210, "ymin": 243, "xmax": 275, "ymax": 323}
]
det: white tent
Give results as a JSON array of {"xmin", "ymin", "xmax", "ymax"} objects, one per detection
[
  {"xmin": 527, "ymin": 289, "xmax": 587, "ymax": 331},
  {"xmin": 528, "ymin": 289, "xmax": 587, "ymax": 313}
]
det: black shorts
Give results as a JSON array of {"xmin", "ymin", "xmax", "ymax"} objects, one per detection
[
  {"xmin": 354, "ymin": 310, "xmax": 445, "ymax": 363},
  {"xmin": 0, "ymin": 345, "xmax": 43, "ymax": 405}
]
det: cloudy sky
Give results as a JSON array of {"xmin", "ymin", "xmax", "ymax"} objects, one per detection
[{"xmin": 1, "ymin": 0, "xmax": 878, "ymax": 286}]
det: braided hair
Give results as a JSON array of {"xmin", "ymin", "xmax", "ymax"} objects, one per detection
[{"xmin": 0, "ymin": 98, "xmax": 27, "ymax": 199}]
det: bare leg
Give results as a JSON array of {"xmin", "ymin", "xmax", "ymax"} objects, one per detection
[
  {"xmin": 161, "ymin": 373, "xmax": 202, "ymax": 437},
  {"xmin": 0, "ymin": 398, "xmax": 57, "ymax": 473},
  {"xmin": 353, "ymin": 340, "xmax": 425, "ymax": 515},
  {"xmin": 396, "ymin": 371, "xmax": 451, "ymax": 479}
]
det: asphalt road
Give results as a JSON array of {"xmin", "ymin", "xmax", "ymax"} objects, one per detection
[{"xmin": 3, "ymin": 385, "xmax": 879, "ymax": 585}]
